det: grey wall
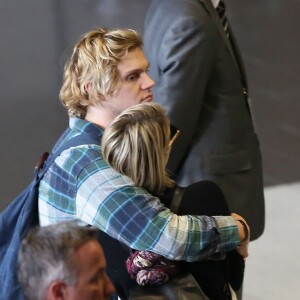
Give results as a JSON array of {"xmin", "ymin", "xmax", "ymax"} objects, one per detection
[
  {"xmin": 227, "ymin": 0, "xmax": 300, "ymax": 185},
  {"xmin": 1, "ymin": 0, "xmax": 300, "ymax": 211},
  {"xmin": 0, "ymin": 0, "xmax": 150, "ymax": 211}
]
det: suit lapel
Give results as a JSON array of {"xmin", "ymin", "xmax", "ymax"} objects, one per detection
[
  {"xmin": 228, "ymin": 28, "xmax": 248, "ymax": 90},
  {"xmin": 199, "ymin": 0, "xmax": 246, "ymax": 85}
]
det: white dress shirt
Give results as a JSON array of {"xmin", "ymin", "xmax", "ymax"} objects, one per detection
[{"xmin": 211, "ymin": 0, "xmax": 220, "ymax": 8}]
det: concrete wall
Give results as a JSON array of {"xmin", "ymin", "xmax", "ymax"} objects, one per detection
[
  {"xmin": 1, "ymin": 0, "xmax": 300, "ymax": 211},
  {"xmin": 0, "ymin": 0, "xmax": 150, "ymax": 211}
]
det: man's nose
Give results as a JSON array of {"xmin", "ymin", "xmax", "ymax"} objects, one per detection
[
  {"xmin": 142, "ymin": 73, "xmax": 155, "ymax": 90},
  {"xmin": 104, "ymin": 273, "xmax": 116, "ymax": 297}
]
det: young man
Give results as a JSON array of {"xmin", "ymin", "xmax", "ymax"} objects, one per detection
[
  {"xmin": 38, "ymin": 28, "xmax": 249, "ymax": 298},
  {"xmin": 17, "ymin": 222, "xmax": 115, "ymax": 300}
]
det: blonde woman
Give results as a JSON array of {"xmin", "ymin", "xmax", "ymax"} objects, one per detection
[{"xmin": 102, "ymin": 102, "xmax": 249, "ymax": 300}]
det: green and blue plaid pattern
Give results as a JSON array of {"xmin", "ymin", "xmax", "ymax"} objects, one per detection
[{"xmin": 38, "ymin": 118, "xmax": 239, "ymax": 261}]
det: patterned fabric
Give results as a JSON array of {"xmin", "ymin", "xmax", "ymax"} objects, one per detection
[
  {"xmin": 126, "ymin": 251, "xmax": 178, "ymax": 286},
  {"xmin": 38, "ymin": 117, "xmax": 240, "ymax": 261},
  {"xmin": 216, "ymin": 0, "xmax": 230, "ymax": 38}
]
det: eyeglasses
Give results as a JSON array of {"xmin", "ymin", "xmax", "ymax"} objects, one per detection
[{"xmin": 169, "ymin": 124, "xmax": 180, "ymax": 146}]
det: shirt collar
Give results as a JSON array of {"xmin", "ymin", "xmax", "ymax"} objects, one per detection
[
  {"xmin": 69, "ymin": 117, "xmax": 104, "ymax": 137},
  {"xmin": 211, "ymin": 0, "xmax": 220, "ymax": 9}
]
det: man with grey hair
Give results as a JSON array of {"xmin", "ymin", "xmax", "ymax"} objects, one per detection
[{"xmin": 17, "ymin": 222, "xmax": 115, "ymax": 300}]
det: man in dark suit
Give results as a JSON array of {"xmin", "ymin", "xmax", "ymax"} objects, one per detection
[{"xmin": 144, "ymin": 0, "xmax": 265, "ymax": 241}]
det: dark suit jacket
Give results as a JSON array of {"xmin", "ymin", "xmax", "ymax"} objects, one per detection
[{"xmin": 144, "ymin": 0, "xmax": 265, "ymax": 239}]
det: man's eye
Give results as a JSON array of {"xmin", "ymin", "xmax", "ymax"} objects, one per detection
[
  {"xmin": 127, "ymin": 74, "xmax": 138, "ymax": 81},
  {"xmin": 91, "ymin": 272, "xmax": 103, "ymax": 284}
]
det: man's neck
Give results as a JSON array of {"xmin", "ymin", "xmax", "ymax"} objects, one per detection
[{"xmin": 85, "ymin": 105, "xmax": 114, "ymax": 129}]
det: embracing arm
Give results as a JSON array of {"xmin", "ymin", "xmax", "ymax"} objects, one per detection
[{"xmin": 76, "ymin": 166, "xmax": 246, "ymax": 262}]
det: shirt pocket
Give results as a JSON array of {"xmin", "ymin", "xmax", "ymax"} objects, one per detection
[{"xmin": 202, "ymin": 150, "xmax": 252, "ymax": 175}]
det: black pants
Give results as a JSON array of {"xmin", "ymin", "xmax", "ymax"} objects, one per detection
[
  {"xmin": 169, "ymin": 181, "xmax": 244, "ymax": 300},
  {"xmin": 99, "ymin": 180, "xmax": 244, "ymax": 300}
]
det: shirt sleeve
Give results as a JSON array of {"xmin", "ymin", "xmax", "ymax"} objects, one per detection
[{"xmin": 76, "ymin": 164, "xmax": 239, "ymax": 262}]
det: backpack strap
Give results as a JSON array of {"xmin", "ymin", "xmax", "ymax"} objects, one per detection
[
  {"xmin": 35, "ymin": 133, "xmax": 101, "ymax": 182},
  {"xmin": 54, "ymin": 133, "xmax": 100, "ymax": 156}
]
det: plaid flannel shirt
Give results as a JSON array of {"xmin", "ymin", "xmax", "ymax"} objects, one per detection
[{"xmin": 38, "ymin": 117, "xmax": 239, "ymax": 262}]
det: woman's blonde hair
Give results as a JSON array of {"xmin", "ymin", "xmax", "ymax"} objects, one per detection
[
  {"xmin": 59, "ymin": 28, "xmax": 143, "ymax": 117},
  {"xmin": 102, "ymin": 102, "xmax": 174, "ymax": 194}
]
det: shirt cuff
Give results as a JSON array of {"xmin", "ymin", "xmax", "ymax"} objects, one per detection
[{"xmin": 212, "ymin": 216, "xmax": 240, "ymax": 252}]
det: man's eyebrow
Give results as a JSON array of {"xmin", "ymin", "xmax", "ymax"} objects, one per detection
[
  {"xmin": 124, "ymin": 68, "xmax": 143, "ymax": 75},
  {"xmin": 123, "ymin": 63, "xmax": 150, "ymax": 75},
  {"xmin": 124, "ymin": 65, "xmax": 149, "ymax": 75}
]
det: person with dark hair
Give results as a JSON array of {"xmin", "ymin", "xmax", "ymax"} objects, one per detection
[{"xmin": 144, "ymin": 0, "xmax": 265, "ymax": 242}]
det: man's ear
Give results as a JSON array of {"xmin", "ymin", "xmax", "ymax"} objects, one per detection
[
  {"xmin": 47, "ymin": 281, "xmax": 69, "ymax": 300},
  {"xmin": 84, "ymin": 82, "xmax": 91, "ymax": 94}
]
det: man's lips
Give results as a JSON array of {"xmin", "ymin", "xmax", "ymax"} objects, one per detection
[{"xmin": 142, "ymin": 94, "xmax": 153, "ymax": 102}]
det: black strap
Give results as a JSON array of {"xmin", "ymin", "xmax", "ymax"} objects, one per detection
[{"xmin": 54, "ymin": 133, "xmax": 100, "ymax": 158}]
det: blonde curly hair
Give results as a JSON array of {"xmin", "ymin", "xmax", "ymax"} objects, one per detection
[{"xmin": 59, "ymin": 28, "xmax": 143, "ymax": 117}]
